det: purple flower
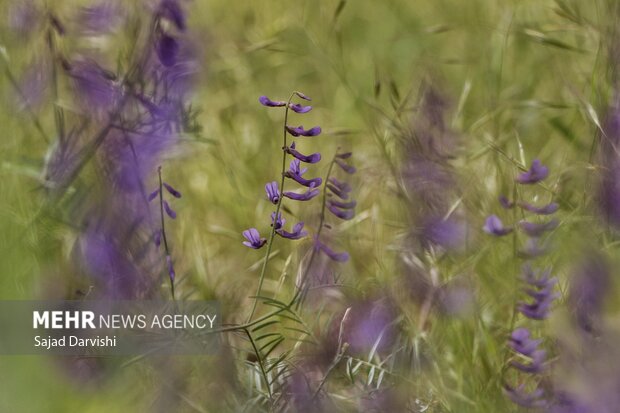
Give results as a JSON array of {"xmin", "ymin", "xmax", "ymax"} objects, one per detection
[
  {"xmin": 335, "ymin": 158, "xmax": 356, "ymax": 174},
  {"xmin": 517, "ymin": 159, "xmax": 549, "ymax": 184},
  {"xmin": 509, "ymin": 328, "xmax": 542, "ymax": 356},
  {"xmin": 242, "ymin": 228, "xmax": 267, "ymax": 249},
  {"xmin": 163, "ymin": 182, "xmax": 181, "ymax": 198},
  {"xmin": 519, "ymin": 219, "xmax": 559, "ymax": 237},
  {"xmin": 420, "ymin": 216, "xmax": 466, "ymax": 251},
  {"xmin": 518, "ymin": 201, "xmax": 559, "ymax": 215},
  {"xmin": 148, "ymin": 188, "xmax": 160, "ymax": 201},
  {"xmin": 163, "ymin": 200, "xmax": 177, "ymax": 219},
  {"xmin": 286, "ymin": 125, "xmax": 322, "ymax": 137},
  {"xmin": 326, "ymin": 178, "xmax": 352, "ymax": 200},
  {"xmin": 504, "ymin": 385, "xmax": 547, "ymax": 408},
  {"xmin": 327, "ymin": 203, "xmax": 355, "ymax": 220},
  {"xmin": 156, "ymin": 34, "xmax": 179, "ymax": 67},
  {"xmin": 271, "ymin": 212, "xmax": 285, "ymax": 230},
  {"xmin": 316, "ymin": 239, "xmax": 349, "ymax": 262},
  {"xmin": 259, "ymin": 96, "xmax": 286, "ymax": 107},
  {"xmin": 166, "ymin": 255, "xmax": 175, "ymax": 282},
  {"xmin": 294, "ymin": 91, "xmax": 311, "ymax": 101},
  {"xmin": 518, "ymin": 272, "xmax": 559, "ymax": 320},
  {"xmin": 288, "ymin": 103, "xmax": 312, "ymax": 113},
  {"xmin": 499, "ymin": 195, "xmax": 514, "ymax": 209},
  {"xmin": 511, "ymin": 349, "xmax": 546, "ymax": 374},
  {"xmin": 277, "ymin": 222, "xmax": 308, "ymax": 240},
  {"xmin": 265, "ymin": 181, "xmax": 280, "ymax": 204},
  {"xmin": 285, "ymin": 159, "xmax": 323, "ymax": 187},
  {"xmin": 285, "ymin": 142, "xmax": 321, "ymax": 164},
  {"xmin": 283, "ymin": 185, "xmax": 320, "ymax": 201},
  {"xmin": 483, "ymin": 215, "xmax": 513, "ymax": 236},
  {"xmin": 328, "ymin": 199, "xmax": 357, "ymax": 209}
]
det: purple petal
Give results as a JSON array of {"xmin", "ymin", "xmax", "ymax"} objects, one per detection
[
  {"xmin": 294, "ymin": 91, "xmax": 311, "ymax": 101},
  {"xmin": 283, "ymin": 186, "xmax": 320, "ymax": 201},
  {"xmin": 328, "ymin": 204, "xmax": 355, "ymax": 220},
  {"xmin": 518, "ymin": 202, "xmax": 559, "ymax": 215},
  {"xmin": 335, "ymin": 158, "xmax": 356, "ymax": 174},
  {"xmin": 166, "ymin": 255, "xmax": 176, "ymax": 281},
  {"xmin": 154, "ymin": 230, "xmax": 162, "ymax": 247},
  {"xmin": 316, "ymin": 240, "xmax": 349, "ymax": 262},
  {"xmin": 288, "ymin": 103, "xmax": 312, "ymax": 113},
  {"xmin": 499, "ymin": 195, "xmax": 514, "ymax": 209},
  {"xmin": 259, "ymin": 96, "xmax": 286, "ymax": 107},
  {"xmin": 163, "ymin": 182, "xmax": 182, "ymax": 198},
  {"xmin": 519, "ymin": 219, "xmax": 559, "ymax": 237},
  {"xmin": 163, "ymin": 200, "xmax": 177, "ymax": 219},
  {"xmin": 285, "ymin": 125, "xmax": 322, "ymax": 137},
  {"xmin": 156, "ymin": 34, "xmax": 179, "ymax": 67},
  {"xmin": 265, "ymin": 181, "xmax": 281, "ymax": 204},
  {"xmin": 148, "ymin": 188, "xmax": 160, "ymax": 202},
  {"xmin": 286, "ymin": 143, "xmax": 321, "ymax": 164},
  {"xmin": 483, "ymin": 215, "xmax": 513, "ymax": 236},
  {"xmin": 242, "ymin": 228, "xmax": 267, "ymax": 249},
  {"xmin": 276, "ymin": 222, "xmax": 308, "ymax": 240},
  {"xmin": 516, "ymin": 159, "xmax": 549, "ymax": 184}
]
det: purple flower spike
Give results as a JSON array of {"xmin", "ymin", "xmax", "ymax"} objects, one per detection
[
  {"xmin": 327, "ymin": 178, "xmax": 352, "ymax": 200},
  {"xmin": 518, "ymin": 270, "xmax": 559, "ymax": 320},
  {"xmin": 166, "ymin": 255, "xmax": 175, "ymax": 282},
  {"xmin": 285, "ymin": 159, "xmax": 322, "ymax": 187},
  {"xmin": 163, "ymin": 182, "xmax": 182, "ymax": 198},
  {"xmin": 283, "ymin": 185, "xmax": 320, "ymax": 201},
  {"xmin": 518, "ymin": 201, "xmax": 559, "ymax": 215},
  {"xmin": 483, "ymin": 215, "xmax": 513, "ymax": 236},
  {"xmin": 294, "ymin": 91, "xmax": 311, "ymax": 101},
  {"xmin": 519, "ymin": 219, "xmax": 559, "ymax": 237},
  {"xmin": 286, "ymin": 125, "xmax": 322, "ymax": 137},
  {"xmin": 163, "ymin": 200, "xmax": 177, "ymax": 219},
  {"xmin": 277, "ymin": 222, "xmax": 308, "ymax": 240},
  {"xmin": 148, "ymin": 188, "xmax": 160, "ymax": 202},
  {"xmin": 316, "ymin": 240, "xmax": 349, "ymax": 262},
  {"xmin": 335, "ymin": 158, "xmax": 356, "ymax": 174},
  {"xmin": 517, "ymin": 159, "xmax": 549, "ymax": 184},
  {"xmin": 156, "ymin": 34, "xmax": 179, "ymax": 67},
  {"xmin": 242, "ymin": 228, "xmax": 267, "ymax": 249},
  {"xmin": 499, "ymin": 195, "xmax": 514, "ymax": 209},
  {"xmin": 288, "ymin": 103, "xmax": 312, "ymax": 113},
  {"xmin": 328, "ymin": 203, "xmax": 355, "ymax": 220},
  {"xmin": 286, "ymin": 142, "xmax": 321, "ymax": 164},
  {"xmin": 265, "ymin": 181, "xmax": 280, "ymax": 204},
  {"xmin": 271, "ymin": 212, "xmax": 285, "ymax": 230},
  {"xmin": 259, "ymin": 96, "xmax": 286, "ymax": 107}
]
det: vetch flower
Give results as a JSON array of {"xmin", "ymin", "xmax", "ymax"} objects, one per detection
[
  {"xmin": 517, "ymin": 159, "xmax": 549, "ymax": 184},
  {"xmin": 335, "ymin": 158, "xmax": 356, "ymax": 174},
  {"xmin": 327, "ymin": 203, "xmax": 355, "ymax": 220},
  {"xmin": 286, "ymin": 125, "xmax": 322, "ymax": 137},
  {"xmin": 285, "ymin": 142, "xmax": 321, "ymax": 164},
  {"xmin": 259, "ymin": 95, "xmax": 286, "ymax": 107},
  {"xmin": 283, "ymin": 184, "xmax": 320, "ymax": 201},
  {"xmin": 166, "ymin": 255, "xmax": 175, "ymax": 282},
  {"xmin": 265, "ymin": 181, "xmax": 280, "ymax": 204},
  {"xmin": 326, "ymin": 177, "xmax": 352, "ymax": 199},
  {"xmin": 288, "ymin": 103, "xmax": 312, "ymax": 113},
  {"xmin": 316, "ymin": 239, "xmax": 350, "ymax": 262},
  {"xmin": 285, "ymin": 159, "xmax": 322, "ymax": 187},
  {"xmin": 483, "ymin": 215, "xmax": 513, "ymax": 236},
  {"xmin": 163, "ymin": 182, "xmax": 181, "ymax": 198},
  {"xmin": 519, "ymin": 219, "xmax": 559, "ymax": 237},
  {"xmin": 242, "ymin": 228, "xmax": 267, "ymax": 249},
  {"xmin": 499, "ymin": 195, "xmax": 514, "ymax": 209},
  {"xmin": 277, "ymin": 222, "xmax": 308, "ymax": 240},
  {"xmin": 518, "ymin": 201, "xmax": 559, "ymax": 215},
  {"xmin": 509, "ymin": 328, "xmax": 542, "ymax": 357},
  {"xmin": 271, "ymin": 212, "xmax": 285, "ymax": 230},
  {"xmin": 163, "ymin": 200, "xmax": 177, "ymax": 219},
  {"xmin": 518, "ymin": 273, "xmax": 559, "ymax": 320}
]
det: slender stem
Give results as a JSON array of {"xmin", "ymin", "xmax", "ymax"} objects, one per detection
[
  {"xmin": 46, "ymin": 27, "xmax": 65, "ymax": 143},
  {"xmin": 247, "ymin": 92, "xmax": 296, "ymax": 323},
  {"xmin": 158, "ymin": 166, "xmax": 175, "ymax": 300},
  {"xmin": 244, "ymin": 328, "xmax": 273, "ymax": 401}
]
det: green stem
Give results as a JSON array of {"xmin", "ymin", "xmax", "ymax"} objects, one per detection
[
  {"xmin": 158, "ymin": 166, "xmax": 175, "ymax": 300},
  {"xmin": 246, "ymin": 92, "xmax": 296, "ymax": 323}
]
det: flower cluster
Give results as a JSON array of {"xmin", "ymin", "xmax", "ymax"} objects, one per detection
[
  {"xmin": 486, "ymin": 159, "xmax": 560, "ymax": 408},
  {"xmin": 242, "ymin": 92, "xmax": 322, "ymax": 249}
]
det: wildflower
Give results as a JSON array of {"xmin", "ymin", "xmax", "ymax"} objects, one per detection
[
  {"xmin": 316, "ymin": 239, "xmax": 349, "ymax": 262},
  {"xmin": 482, "ymin": 215, "xmax": 513, "ymax": 236},
  {"xmin": 286, "ymin": 125, "xmax": 322, "ymax": 137},
  {"xmin": 519, "ymin": 219, "xmax": 559, "ymax": 237},
  {"xmin": 518, "ymin": 270, "xmax": 559, "ymax": 320},
  {"xmin": 499, "ymin": 195, "xmax": 514, "ymax": 209},
  {"xmin": 285, "ymin": 159, "xmax": 323, "ymax": 187},
  {"xmin": 265, "ymin": 181, "xmax": 280, "ymax": 204},
  {"xmin": 335, "ymin": 158, "xmax": 356, "ymax": 174},
  {"xmin": 166, "ymin": 255, "xmax": 175, "ymax": 282},
  {"xmin": 283, "ymin": 184, "xmax": 320, "ymax": 201},
  {"xmin": 277, "ymin": 222, "xmax": 308, "ymax": 240},
  {"xmin": 242, "ymin": 228, "xmax": 267, "ymax": 249},
  {"xmin": 271, "ymin": 212, "xmax": 285, "ymax": 230},
  {"xmin": 285, "ymin": 142, "xmax": 321, "ymax": 164},
  {"xmin": 327, "ymin": 203, "xmax": 355, "ymax": 220},
  {"xmin": 326, "ymin": 177, "xmax": 352, "ymax": 199},
  {"xmin": 517, "ymin": 159, "xmax": 549, "ymax": 184},
  {"xmin": 518, "ymin": 201, "xmax": 559, "ymax": 215},
  {"xmin": 258, "ymin": 95, "xmax": 286, "ymax": 107},
  {"xmin": 288, "ymin": 103, "xmax": 312, "ymax": 113}
]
